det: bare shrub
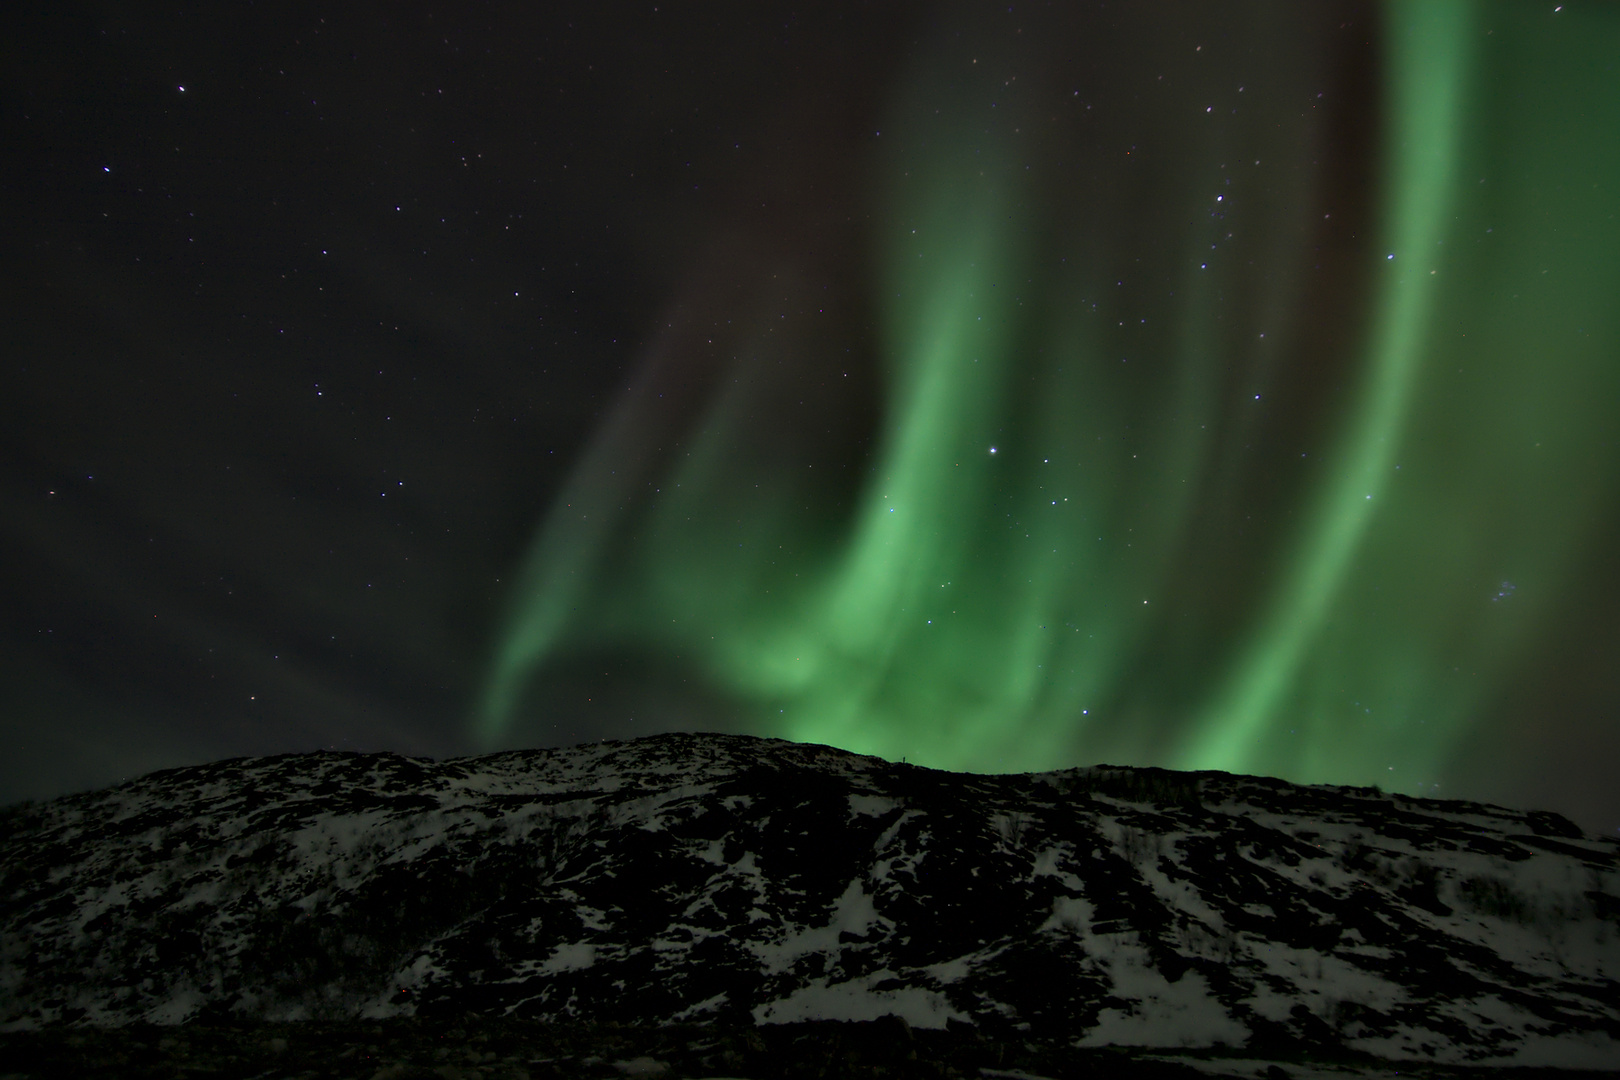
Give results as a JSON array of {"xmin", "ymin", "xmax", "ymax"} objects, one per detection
[
  {"xmin": 1075, "ymin": 769, "xmax": 1204, "ymax": 807},
  {"xmin": 1118, "ymin": 826, "xmax": 1163, "ymax": 867},
  {"xmin": 1456, "ymin": 874, "xmax": 1534, "ymax": 923}
]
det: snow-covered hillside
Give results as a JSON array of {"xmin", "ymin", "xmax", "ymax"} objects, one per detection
[{"xmin": 1, "ymin": 733, "xmax": 1615, "ymax": 1069}]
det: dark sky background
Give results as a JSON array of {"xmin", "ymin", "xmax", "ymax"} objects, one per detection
[
  {"xmin": 3, "ymin": 0, "xmax": 917, "ymax": 790},
  {"xmin": 5, "ymin": 1, "xmax": 1618, "ymax": 836}
]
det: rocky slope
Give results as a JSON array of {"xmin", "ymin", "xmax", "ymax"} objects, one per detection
[{"xmin": 1, "ymin": 733, "xmax": 1616, "ymax": 1071}]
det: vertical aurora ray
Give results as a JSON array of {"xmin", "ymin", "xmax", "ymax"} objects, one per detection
[
  {"xmin": 478, "ymin": 2, "xmax": 1620, "ymax": 811},
  {"xmin": 1178, "ymin": 0, "xmax": 1474, "ymax": 773},
  {"xmin": 1180, "ymin": 0, "xmax": 1620, "ymax": 795}
]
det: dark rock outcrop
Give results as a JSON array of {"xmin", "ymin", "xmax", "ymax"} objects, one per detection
[{"xmin": 1, "ymin": 733, "xmax": 1616, "ymax": 1069}]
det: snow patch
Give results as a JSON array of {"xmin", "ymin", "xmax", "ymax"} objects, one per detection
[
  {"xmin": 753, "ymin": 969, "xmax": 967, "ymax": 1029},
  {"xmin": 1077, "ymin": 966, "xmax": 1248, "ymax": 1049},
  {"xmin": 541, "ymin": 941, "xmax": 597, "ymax": 973}
]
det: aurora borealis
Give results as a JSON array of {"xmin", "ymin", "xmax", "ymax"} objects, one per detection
[
  {"xmin": 480, "ymin": 2, "xmax": 1620, "ymax": 808},
  {"xmin": 4, "ymin": 1, "xmax": 1618, "ymax": 835}
]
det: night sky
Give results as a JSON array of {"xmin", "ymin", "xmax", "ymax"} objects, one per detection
[{"xmin": 5, "ymin": 2, "xmax": 1619, "ymax": 836}]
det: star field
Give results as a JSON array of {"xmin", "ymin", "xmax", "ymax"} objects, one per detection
[{"xmin": 3, "ymin": 1, "xmax": 1618, "ymax": 836}]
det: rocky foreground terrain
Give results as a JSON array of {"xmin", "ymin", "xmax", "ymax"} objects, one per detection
[
  {"xmin": 1, "ymin": 733, "xmax": 1617, "ymax": 1078},
  {"xmin": 6, "ymin": 1013, "xmax": 1620, "ymax": 1080}
]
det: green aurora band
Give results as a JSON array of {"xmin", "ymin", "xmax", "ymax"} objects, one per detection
[{"xmin": 479, "ymin": 1, "xmax": 1620, "ymax": 800}]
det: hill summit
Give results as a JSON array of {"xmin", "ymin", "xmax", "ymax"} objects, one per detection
[{"xmin": 1, "ymin": 733, "xmax": 1616, "ymax": 1070}]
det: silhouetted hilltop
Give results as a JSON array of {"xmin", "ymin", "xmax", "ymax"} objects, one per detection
[{"xmin": 2, "ymin": 733, "xmax": 1616, "ymax": 1074}]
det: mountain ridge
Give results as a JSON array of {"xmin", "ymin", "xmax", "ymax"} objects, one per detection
[{"xmin": 2, "ymin": 732, "xmax": 1616, "ymax": 1071}]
